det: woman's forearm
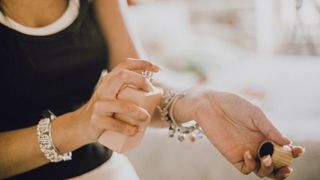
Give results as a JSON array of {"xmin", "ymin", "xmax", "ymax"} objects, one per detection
[
  {"xmin": 0, "ymin": 59, "xmax": 159, "ymax": 178},
  {"xmin": 0, "ymin": 112, "xmax": 87, "ymax": 178},
  {"xmin": 94, "ymin": 0, "xmax": 146, "ymax": 69},
  {"xmin": 94, "ymin": 0, "xmax": 192, "ymax": 128}
]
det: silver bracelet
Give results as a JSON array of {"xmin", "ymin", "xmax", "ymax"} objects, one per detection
[
  {"xmin": 157, "ymin": 90, "xmax": 204, "ymax": 142},
  {"xmin": 37, "ymin": 110, "xmax": 72, "ymax": 162}
]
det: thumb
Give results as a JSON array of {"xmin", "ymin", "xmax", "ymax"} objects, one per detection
[{"xmin": 253, "ymin": 108, "xmax": 291, "ymax": 145}]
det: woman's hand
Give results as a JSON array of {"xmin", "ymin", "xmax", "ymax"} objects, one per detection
[
  {"xmin": 174, "ymin": 89, "xmax": 305, "ymax": 179},
  {"xmin": 72, "ymin": 59, "xmax": 160, "ymax": 144}
]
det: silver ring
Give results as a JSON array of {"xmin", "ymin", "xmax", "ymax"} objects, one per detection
[{"xmin": 142, "ymin": 71, "xmax": 153, "ymax": 83}]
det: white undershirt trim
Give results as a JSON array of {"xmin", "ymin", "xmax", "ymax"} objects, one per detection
[{"xmin": 0, "ymin": 0, "xmax": 80, "ymax": 36}]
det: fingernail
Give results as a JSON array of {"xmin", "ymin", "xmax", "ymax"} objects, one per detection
[
  {"xmin": 246, "ymin": 150, "xmax": 252, "ymax": 160},
  {"xmin": 283, "ymin": 145, "xmax": 291, "ymax": 151},
  {"xmin": 263, "ymin": 155, "xmax": 272, "ymax": 167},
  {"xmin": 153, "ymin": 63, "xmax": 160, "ymax": 68},
  {"xmin": 288, "ymin": 167, "xmax": 293, "ymax": 173},
  {"xmin": 127, "ymin": 57, "xmax": 137, "ymax": 60},
  {"xmin": 152, "ymin": 65, "xmax": 161, "ymax": 72},
  {"xmin": 288, "ymin": 139, "xmax": 293, "ymax": 145},
  {"xmin": 282, "ymin": 135, "xmax": 293, "ymax": 144},
  {"xmin": 297, "ymin": 149, "xmax": 305, "ymax": 157}
]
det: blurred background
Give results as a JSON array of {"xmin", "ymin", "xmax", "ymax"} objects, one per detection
[{"xmin": 123, "ymin": 0, "xmax": 320, "ymax": 179}]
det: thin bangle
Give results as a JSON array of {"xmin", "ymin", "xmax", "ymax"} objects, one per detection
[
  {"xmin": 158, "ymin": 90, "xmax": 204, "ymax": 142},
  {"xmin": 169, "ymin": 92, "xmax": 185, "ymax": 127}
]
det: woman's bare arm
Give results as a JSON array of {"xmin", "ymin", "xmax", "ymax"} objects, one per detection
[
  {"xmin": 0, "ymin": 113, "xmax": 86, "ymax": 178},
  {"xmin": 94, "ymin": 0, "xmax": 146, "ymax": 69},
  {"xmin": 94, "ymin": 0, "xmax": 167, "ymax": 128},
  {"xmin": 93, "ymin": 2, "xmax": 305, "ymax": 179},
  {"xmin": 0, "ymin": 0, "xmax": 161, "ymax": 178},
  {"xmin": 0, "ymin": 59, "xmax": 158, "ymax": 178}
]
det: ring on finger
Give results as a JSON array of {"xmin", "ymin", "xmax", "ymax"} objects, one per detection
[{"xmin": 142, "ymin": 71, "xmax": 154, "ymax": 83}]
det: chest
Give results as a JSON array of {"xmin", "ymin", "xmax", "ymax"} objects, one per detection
[{"xmin": 0, "ymin": 18, "xmax": 108, "ymax": 130}]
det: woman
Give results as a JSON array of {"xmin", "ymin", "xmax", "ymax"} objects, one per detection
[{"xmin": 0, "ymin": 0, "xmax": 304, "ymax": 179}]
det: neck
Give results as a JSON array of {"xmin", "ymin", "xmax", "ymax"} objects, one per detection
[{"xmin": 2, "ymin": 0, "xmax": 68, "ymax": 27}]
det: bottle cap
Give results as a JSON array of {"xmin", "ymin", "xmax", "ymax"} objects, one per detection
[{"xmin": 258, "ymin": 140, "xmax": 293, "ymax": 169}]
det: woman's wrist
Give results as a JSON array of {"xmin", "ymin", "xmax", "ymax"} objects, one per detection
[
  {"xmin": 172, "ymin": 89, "xmax": 203, "ymax": 123},
  {"xmin": 50, "ymin": 111, "xmax": 90, "ymax": 154},
  {"xmin": 156, "ymin": 89, "xmax": 205, "ymax": 142}
]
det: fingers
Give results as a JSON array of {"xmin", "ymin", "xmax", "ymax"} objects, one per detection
[
  {"xmin": 274, "ymin": 167, "xmax": 293, "ymax": 180},
  {"xmin": 99, "ymin": 69, "xmax": 151, "ymax": 98},
  {"xmin": 241, "ymin": 150, "xmax": 256, "ymax": 175},
  {"xmin": 254, "ymin": 145, "xmax": 303, "ymax": 179},
  {"xmin": 255, "ymin": 155, "xmax": 274, "ymax": 178},
  {"xmin": 94, "ymin": 100, "xmax": 151, "ymax": 125},
  {"xmin": 91, "ymin": 115, "xmax": 139, "ymax": 136},
  {"xmin": 114, "ymin": 113, "xmax": 149, "ymax": 129},
  {"xmin": 108, "ymin": 119, "xmax": 139, "ymax": 136},
  {"xmin": 97, "ymin": 58, "xmax": 160, "ymax": 99},
  {"xmin": 290, "ymin": 145, "xmax": 305, "ymax": 158},
  {"xmin": 114, "ymin": 58, "xmax": 160, "ymax": 72},
  {"xmin": 85, "ymin": 59, "xmax": 159, "ymax": 140},
  {"xmin": 113, "ymin": 70, "xmax": 150, "ymax": 92},
  {"xmin": 252, "ymin": 107, "xmax": 291, "ymax": 145}
]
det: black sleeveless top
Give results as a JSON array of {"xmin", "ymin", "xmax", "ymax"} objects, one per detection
[{"xmin": 0, "ymin": 0, "xmax": 113, "ymax": 179}]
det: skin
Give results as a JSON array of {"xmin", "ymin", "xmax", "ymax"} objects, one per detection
[
  {"xmin": 174, "ymin": 89, "xmax": 305, "ymax": 179},
  {"xmin": 0, "ymin": 0, "xmax": 68, "ymax": 27},
  {"xmin": 0, "ymin": 0, "xmax": 304, "ymax": 179}
]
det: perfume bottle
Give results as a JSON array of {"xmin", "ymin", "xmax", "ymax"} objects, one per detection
[{"xmin": 98, "ymin": 84, "xmax": 162, "ymax": 153}]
